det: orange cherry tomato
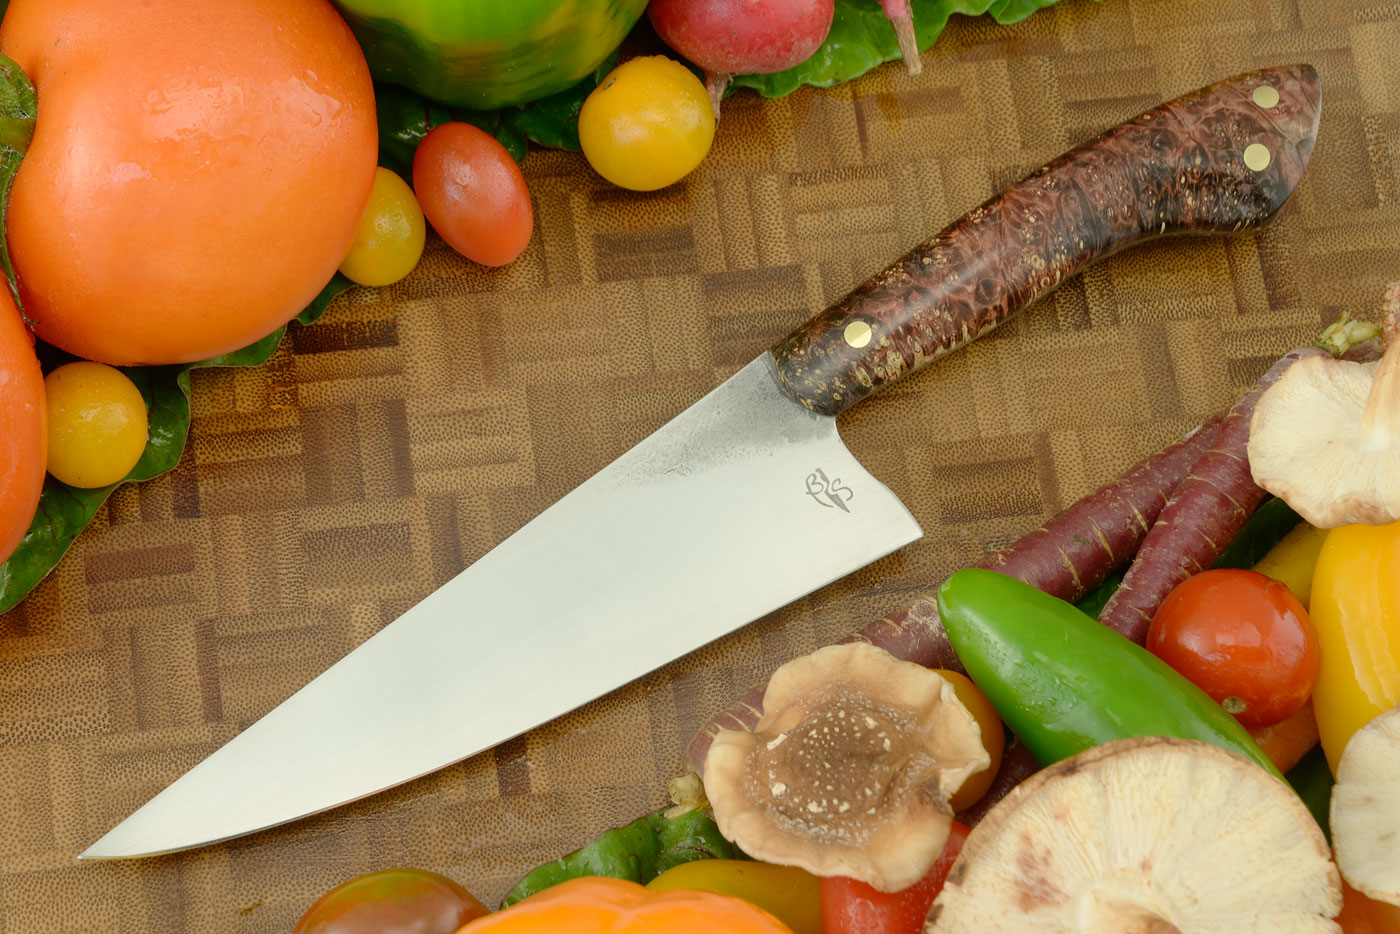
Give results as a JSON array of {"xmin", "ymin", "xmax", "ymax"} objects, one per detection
[
  {"xmin": 0, "ymin": 0, "xmax": 378, "ymax": 365},
  {"xmin": 412, "ymin": 122, "xmax": 533, "ymax": 267},
  {"xmin": 293, "ymin": 867, "xmax": 490, "ymax": 934},
  {"xmin": 930, "ymin": 669, "xmax": 1004, "ymax": 812},
  {"xmin": 819, "ymin": 821, "xmax": 969, "ymax": 934},
  {"xmin": 1147, "ymin": 568, "xmax": 1320, "ymax": 729},
  {"xmin": 0, "ymin": 289, "xmax": 45, "ymax": 564}
]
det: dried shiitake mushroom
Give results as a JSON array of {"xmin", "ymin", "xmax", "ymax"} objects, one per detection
[
  {"xmin": 926, "ymin": 736, "xmax": 1341, "ymax": 933},
  {"xmin": 703, "ymin": 642, "xmax": 989, "ymax": 893},
  {"xmin": 1249, "ymin": 285, "xmax": 1400, "ymax": 528},
  {"xmin": 1331, "ymin": 705, "xmax": 1400, "ymax": 907}
]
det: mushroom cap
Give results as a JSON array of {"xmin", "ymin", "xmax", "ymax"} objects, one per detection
[
  {"xmin": 927, "ymin": 736, "xmax": 1341, "ymax": 933},
  {"xmin": 1248, "ymin": 354, "xmax": 1400, "ymax": 529},
  {"xmin": 1331, "ymin": 705, "xmax": 1400, "ymax": 906},
  {"xmin": 703, "ymin": 642, "xmax": 989, "ymax": 893}
]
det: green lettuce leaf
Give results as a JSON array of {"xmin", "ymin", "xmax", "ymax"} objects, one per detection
[
  {"xmin": 501, "ymin": 807, "xmax": 739, "ymax": 907},
  {"xmin": 0, "ymin": 275, "xmax": 353, "ymax": 614},
  {"xmin": 733, "ymin": 0, "xmax": 1089, "ymax": 98},
  {"xmin": 376, "ymin": 51, "xmax": 619, "ymax": 174}
]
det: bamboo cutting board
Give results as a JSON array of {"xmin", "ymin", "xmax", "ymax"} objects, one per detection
[{"xmin": 2, "ymin": 1, "xmax": 1398, "ymax": 929}]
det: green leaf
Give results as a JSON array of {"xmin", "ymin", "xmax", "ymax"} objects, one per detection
[
  {"xmin": 1073, "ymin": 570, "xmax": 1123, "ymax": 618},
  {"xmin": 731, "ymin": 0, "xmax": 1088, "ymax": 98},
  {"xmin": 505, "ymin": 50, "xmax": 620, "ymax": 152},
  {"xmin": 0, "ymin": 52, "xmax": 36, "ymax": 315},
  {"xmin": 1212, "ymin": 497, "xmax": 1303, "ymax": 571},
  {"xmin": 1285, "ymin": 744, "xmax": 1333, "ymax": 842},
  {"xmin": 501, "ymin": 808, "xmax": 739, "ymax": 907},
  {"xmin": 376, "ymin": 83, "xmax": 529, "ymax": 172},
  {"xmin": 0, "ymin": 275, "xmax": 354, "ymax": 614}
]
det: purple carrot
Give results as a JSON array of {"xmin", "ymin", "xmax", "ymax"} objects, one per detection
[
  {"xmin": 1097, "ymin": 347, "xmax": 1327, "ymax": 645},
  {"xmin": 686, "ymin": 417, "xmax": 1222, "ymax": 774}
]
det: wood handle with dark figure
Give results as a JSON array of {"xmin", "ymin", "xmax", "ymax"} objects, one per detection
[{"xmin": 771, "ymin": 64, "xmax": 1322, "ymax": 416}]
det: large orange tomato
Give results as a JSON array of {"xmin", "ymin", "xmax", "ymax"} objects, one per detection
[
  {"xmin": 0, "ymin": 0, "xmax": 378, "ymax": 365},
  {"xmin": 0, "ymin": 288, "xmax": 44, "ymax": 565}
]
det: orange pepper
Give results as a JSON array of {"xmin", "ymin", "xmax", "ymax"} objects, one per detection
[{"xmin": 457, "ymin": 877, "xmax": 795, "ymax": 934}]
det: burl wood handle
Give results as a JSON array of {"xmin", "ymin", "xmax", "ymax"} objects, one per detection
[{"xmin": 771, "ymin": 64, "xmax": 1322, "ymax": 416}]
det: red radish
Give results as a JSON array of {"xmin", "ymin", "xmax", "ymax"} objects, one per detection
[
  {"xmin": 880, "ymin": 0, "xmax": 922, "ymax": 75},
  {"xmin": 685, "ymin": 418, "xmax": 1222, "ymax": 774},
  {"xmin": 1097, "ymin": 348, "xmax": 1326, "ymax": 645},
  {"xmin": 648, "ymin": 0, "xmax": 835, "ymax": 116}
]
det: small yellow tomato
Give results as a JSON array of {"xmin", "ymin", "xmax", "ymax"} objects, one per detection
[
  {"xmin": 339, "ymin": 167, "xmax": 427, "ymax": 287},
  {"xmin": 579, "ymin": 55, "xmax": 716, "ymax": 191},
  {"xmin": 44, "ymin": 362, "xmax": 148, "ymax": 488},
  {"xmin": 933, "ymin": 669, "xmax": 1005, "ymax": 812}
]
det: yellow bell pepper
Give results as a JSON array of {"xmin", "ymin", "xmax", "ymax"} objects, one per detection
[
  {"xmin": 646, "ymin": 860, "xmax": 820, "ymax": 934},
  {"xmin": 1309, "ymin": 520, "xmax": 1400, "ymax": 774}
]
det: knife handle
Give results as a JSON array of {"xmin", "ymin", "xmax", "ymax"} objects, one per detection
[{"xmin": 771, "ymin": 64, "xmax": 1322, "ymax": 416}]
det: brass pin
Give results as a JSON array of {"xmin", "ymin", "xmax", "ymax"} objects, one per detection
[
  {"xmin": 1252, "ymin": 85, "xmax": 1280, "ymax": 109},
  {"xmin": 844, "ymin": 321, "xmax": 873, "ymax": 349},
  {"xmin": 1243, "ymin": 142, "xmax": 1271, "ymax": 172}
]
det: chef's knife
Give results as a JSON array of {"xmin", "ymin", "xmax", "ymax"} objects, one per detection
[{"xmin": 82, "ymin": 65, "xmax": 1321, "ymax": 858}]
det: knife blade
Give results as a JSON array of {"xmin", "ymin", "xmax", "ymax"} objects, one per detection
[{"xmin": 82, "ymin": 64, "xmax": 1321, "ymax": 858}]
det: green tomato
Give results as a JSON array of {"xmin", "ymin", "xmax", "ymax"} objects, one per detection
[
  {"xmin": 293, "ymin": 868, "xmax": 490, "ymax": 934},
  {"xmin": 339, "ymin": 167, "xmax": 426, "ymax": 288},
  {"xmin": 331, "ymin": 0, "xmax": 649, "ymax": 109}
]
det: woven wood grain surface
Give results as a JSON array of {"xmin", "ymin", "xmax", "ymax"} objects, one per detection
[{"xmin": 3, "ymin": 0, "xmax": 1398, "ymax": 929}]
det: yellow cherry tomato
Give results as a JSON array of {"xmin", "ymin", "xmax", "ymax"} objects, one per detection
[
  {"xmin": 44, "ymin": 362, "xmax": 148, "ymax": 488},
  {"xmin": 932, "ymin": 669, "xmax": 1005, "ymax": 812},
  {"xmin": 339, "ymin": 167, "xmax": 427, "ymax": 287},
  {"xmin": 579, "ymin": 55, "xmax": 716, "ymax": 191}
]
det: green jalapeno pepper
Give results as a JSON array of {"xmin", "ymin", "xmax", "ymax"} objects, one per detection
[{"xmin": 936, "ymin": 568, "xmax": 1282, "ymax": 778}]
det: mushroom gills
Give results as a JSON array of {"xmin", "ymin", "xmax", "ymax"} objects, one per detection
[
  {"xmin": 926, "ymin": 736, "xmax": 1341, "ymax": 933},
  {"xmin": 1331, "ymin": 704, "xmax": 1400, "ymax": 907}
]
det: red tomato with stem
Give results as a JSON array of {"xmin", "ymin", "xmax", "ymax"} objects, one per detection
[
  {"xmin": 293, "ymin": 867, "xmax": 490, "ymax": 934},
  {"xmin": 412, "ymin": 122, "xmax": 533, "ymax": 267},
  {"xmin": 819, "ymin": 821, "xmax": 969, "ymax": 934},
  {"xmin": 1147, "ymin": 568, "xmax": 1319, "ymax": 729}
]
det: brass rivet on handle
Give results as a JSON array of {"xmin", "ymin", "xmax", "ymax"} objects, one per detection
[
  {"xmin": 1243, "ymin": 143, "xmax": 1271, "ymax": 172},
  {"xmin": 844, "ymin": 321, "xmax": 873, "ymax": 349},
  {"xmin": 1252, "ymin": 85, "xmax": 1280, "ymax": 109}
]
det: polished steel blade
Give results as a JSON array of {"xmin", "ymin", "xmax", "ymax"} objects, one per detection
[{"xmin": 81, "ymin": 354, "xmax": 921, "ymax": 858}]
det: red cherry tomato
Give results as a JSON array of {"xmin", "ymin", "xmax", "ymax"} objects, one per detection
[
  {"xmin": 819, "ymin": 821, "xmax": 969, "ymax": 934},
  {"xmin": 293, "ymin": 867, "xmax": 490, "ymax": 934},
  {"xmin": 411, "ymin": 122, "xmax": 533, "ymax": 267},
  {"xmin": 1147, "ymin": 568, "xmax": 1320, "ymax": 729}
]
